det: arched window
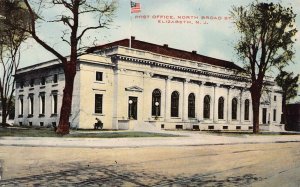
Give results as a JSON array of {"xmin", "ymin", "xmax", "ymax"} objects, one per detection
[
  {"xmin": 188, "ymin": 93, "xmax": 195, "ymax": 118},
  {"xmin": 232, "ymin": 98, "xmax": 238, "ymax": 120},
  {"xmin": 203, "ymin": 95, "xmax": 210, "ymax": 119},
  {"xmin": 244, "ymin": 99, "xmax": 250, "ymax": 120},
  {"xmin": 152, "ymin": 89, "xmax": 161, "ymax": 116},
  {"xmin": 218, "ymin": 97, "xmax": 224, "ymax": 119},
  {"xmin": 171, "ymin": 91, "xmax": 179, "ymax": 117}
]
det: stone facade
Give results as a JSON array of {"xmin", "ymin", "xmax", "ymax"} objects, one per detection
[{"xmin": 14, "ymin": 38, "xmax": 284, "ymax": 131}]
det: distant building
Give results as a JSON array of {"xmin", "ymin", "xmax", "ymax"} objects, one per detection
[
  {"xmin": 286, "ymin": 103, "xmax": 300, "ymax": 131},
  {"xmin": 14, "ymin": 37, "xmax": 284, "ymax": 131}
]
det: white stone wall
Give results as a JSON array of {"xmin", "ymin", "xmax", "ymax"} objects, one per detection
[
  {"xmin": 14, "ymin": 64, "xmax": 81, "ymax": 128},
  {"xmin": 78, "ymin": 62, "xmax": 114, "ymax": 129},
  {"xmin": 14, "ymin": 66, "xmax": 65, "ymax": 127},
  {"xmin": 14, "ymin": 47, "xmax": 284, "ymax": 131}
]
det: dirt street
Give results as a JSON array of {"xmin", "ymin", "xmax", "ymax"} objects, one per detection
[{"xmin": 0, "ymin": 142, "xmax": 300, "ymax": 186}]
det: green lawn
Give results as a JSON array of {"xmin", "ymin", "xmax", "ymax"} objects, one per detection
[{"xmin": 0, "ymin": 127, "xmax": 180, "ymax": 138}]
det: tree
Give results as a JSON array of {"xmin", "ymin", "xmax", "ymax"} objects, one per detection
[
  {"xmin": 231, "ymin": 2, "xmax": 297, "ymax": 133},
  {"xmin": 20, "ymin": 0, "xmax": 117, "ymax": 135},
  {"xmin": 0, "ymin": 0, "xmax": 28, "ymax": 126},
  {"xmin": 275, "ymin": 68, "xmax": 299, "ymax": 125}
]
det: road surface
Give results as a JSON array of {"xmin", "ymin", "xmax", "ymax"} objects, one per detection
[{"xmin": 0, "ymin": 142, "xmax": 299, "ymax": 186}]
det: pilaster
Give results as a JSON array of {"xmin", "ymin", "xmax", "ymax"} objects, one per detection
[
  {"xmin": 227, "ymin": 86, "xmax": 233, "ymax": 124},
  {"xmin": 165, "ymin": 76, "xmax": 173, "ymax": 121},
  {"xmin": 182, "ymin": 78, "xmax": 190, "ymax": 121},
  {"xmin": 197, "ymin": 82, "xmax": 204, "ymax": 121},
  {"xmin": 213, "ymin": 84, "xmax": 219, "ymax": 123},
  {"xmin": 240, "ymin": 88, "xmax": 243, "ymax": 124}
]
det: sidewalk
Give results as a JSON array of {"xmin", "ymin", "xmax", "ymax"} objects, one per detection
[{"xmin": 1, "ymin": 131, "xmax": 300, "ymax": 148}]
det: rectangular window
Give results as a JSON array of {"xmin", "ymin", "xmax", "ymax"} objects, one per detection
[
  {"xmin": 20, "ymin": 81, "xmax": 24, "ymax": 89},
  {"xmin": 29, "ymin": 94, "xmax": 34, "ymax": 115},
  {"xmin": 262, "ymin": 108, "xmax": 267, "ymax": 124},
  {"xmin": 273, "ymin": 109, "xmax": 276, "ymax": 121},
  {"xmin": 19, "ymin": 97, "xmax": 24, "ymax": 116},
  {"xmin": 53, "ymin": 74, "xmax": 58, "ymax": 83},
  {"xmin": 96, "ymin": 72, "xmax": 103, "ymax": 81},
  {"xmin": 95, "ymin": 94, "xmax": 103, "ymax": 114},
  {"xmin": 39, "ymin": 93, "xmax": 45, "ymax": 115},
  {"xmin": 41, "ymin": 77, "xmax": 46, "ymax": 85},
  {"xmin": 30, "ymin": 79, "xmax": 34, "ymax": 87},
  {"xmin": 274, "ymin": 96, "xmax": 277, "ymax": 101},
  {"xmin": 52, "ymin": 94, "xmax": 58, "ymax": 114}
]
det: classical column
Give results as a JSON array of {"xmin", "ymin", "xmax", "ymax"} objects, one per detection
[
  {"xmin": 182, "ymin": 78, "xmax": 190, "ymax": 121},
  {"xmin": 213, "ymin": 84, "xmax": 219, "ymax": 123},
  {"xmin": 143, "ymin": 72, "xmax": 153, "ymax": 121},
  {"xmin": 227, "ymin": 86, "xmax": 233, "ymax": 124},
  {"xmin": 197, "ymin": 82, "xmax": 204, "ymax": 121},
  {"xmin": 240, "ymin": 88, "xmax": 243, "ymax": 124},
  {"xmin": 165, "ymin": 76, "xmax": 173, "ymax": 121},
  {"xmin": 269, "ymin": 90, "xmax": 273, "ymax": 125},
  {"xmin": 112, "ymin": 69, "xmax": 120, "ymax": 129},
  {"xmin": 212, "ymin": 84, "xmax": 216, "ymax": 122}
]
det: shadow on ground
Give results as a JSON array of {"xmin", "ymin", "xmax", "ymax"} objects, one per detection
[{"xmin": 0, "ymin": 161, "xmax": 263, "ymax": 186}]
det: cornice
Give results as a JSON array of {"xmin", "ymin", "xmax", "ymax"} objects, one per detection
[{"xmin": 114, "ymin": 55, "xmax": 249, "ymax": 82}]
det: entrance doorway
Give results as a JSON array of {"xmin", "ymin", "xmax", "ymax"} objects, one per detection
[
  {"xmin": 262, "ymin": 108, "xmax": 267, "ymax": 124},
  {"xmin": 128, "ymin": 97, "xmax": 138, "ymax": 120}
]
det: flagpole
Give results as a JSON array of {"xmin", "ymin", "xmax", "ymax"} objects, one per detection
[{"xmin": 129, "ymin": 0, "xmax": 132, "ymax": 48}]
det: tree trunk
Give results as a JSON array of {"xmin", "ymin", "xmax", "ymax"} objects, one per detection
[
  {"xmin": 1, "ymin": 98, "xmax": 7, "ymax": 126},
  {"xmin": 56, "ymin": 62, "xmax": 76, "ymax": 135},
  {"xmin": 250, "ymin": 83, "xmax": 262, "ymax": 134},
  {"xmin": 251, "ymin": 94, "xmax": 260, "ymax": 133}
]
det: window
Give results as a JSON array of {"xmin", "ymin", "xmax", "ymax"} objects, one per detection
[
  {"xmin": 151, "ymin": 89, "xmax": 161, "ymax": 116},
  {"xmin": 19, "ymin": 96, "xmax": 23, "ymax": 116},
  {"xmin": 274, "ymin": 96, "xmax": 277, "ymax": 101},
  {"xmin": 20, "ymin": 81, "xmax": 24, "ymax": 89},
  {"xmin": 30, "ymin": 79, "xmax": 34, "ymax": 87},
  {"xmin": 95, "ymin": 94, "xmax": 103, "ymax": 114},
  {"xmin": 53, "ymin": 74, "xmax": 58, "ymax": 83},
  {"xmin": 203, "ymin": 95, "xmax": 210, "ymax": 119},
  {"xmin": 39, "ymin": 93, "xmax": 45, "ymax": 115},
  {"xmin": 232, "ymin": 98, "xmax": 238, "ymax": 120},
  {"xmin": 28, "ymin": 94, "xmax": 34, "ymax": 115},
  {"xmin": 244, "ymin": 99, "xmax": 250, "ymax": 120},
  {"xmin": 41, "ymin": 77, "xmax": 46, "ymax": 85},
  {"xmin": 52, "ymin": 93, "xmax": 58, "ymax": 114},
  {"xmin": 188, "ymin": 93, "xmax": 195, "ymax": 118},
  {"xmin": 273, "ymin": 109, "xmax": 276, "ymax": 121},
  {"xmin": 218, "ymin": 97, "xmax": 224, "ymax": 119},
  {"xmin": 96, "ymin": 72, "xmax": 103, "ymax": 81},
  {"xmin": 171, "ymin": 91, "xmax": 179, "ymax": 117}
]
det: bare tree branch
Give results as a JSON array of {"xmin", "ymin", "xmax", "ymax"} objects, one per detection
[{"xmin": 24, "ymin": 0, "xmax": 66, "ymax": 62}]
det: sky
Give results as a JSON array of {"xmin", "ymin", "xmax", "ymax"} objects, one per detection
[{"xmin": 20, "ymin": 0, "xmax": 300, "ymax": 99}]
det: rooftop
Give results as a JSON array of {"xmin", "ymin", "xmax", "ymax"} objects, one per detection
[{"xmin": 87, "ymin": 37, "xmax": 244, "ymax": 71}]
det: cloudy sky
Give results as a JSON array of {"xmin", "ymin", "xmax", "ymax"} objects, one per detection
[{"xmin": 21, "ymin": 0, "xmax": 300, "ymax": 78}]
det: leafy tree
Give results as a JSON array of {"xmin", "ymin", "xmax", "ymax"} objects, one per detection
[
  {"xmin": 0, "ymin": 0, "xmax": 29, "ymax": 126},
  {"xmin": 231, "ymin": 2, "xmax": 297, "ymax": 133},
  {"xmin": 275, "ymin": 68, "xmax": 299, "ymax": 125},
  {"xmin": 19, "ymin": 0, "xmax": 117, "ymax": 134}
]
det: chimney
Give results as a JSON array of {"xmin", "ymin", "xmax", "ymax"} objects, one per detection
[
  {"xmin": 131, "ymin": 36, "xmax": 135, "ymax": 40},
  {"xmin": 163, "ymin": 44, "xmax": 168, "ymax": 48},
  {"xmin": 192, "ymin": 50, "xmax": 197, "ymax": 54}
]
